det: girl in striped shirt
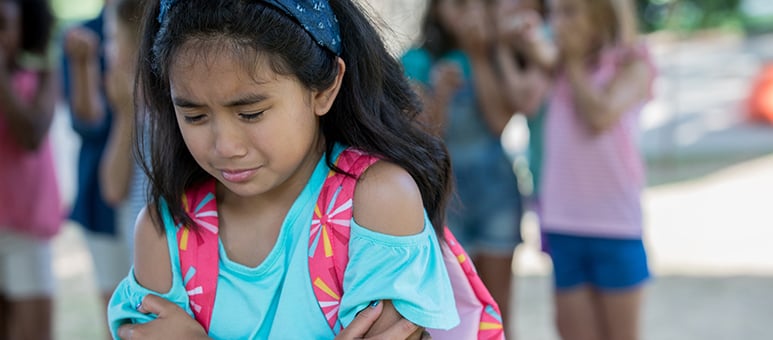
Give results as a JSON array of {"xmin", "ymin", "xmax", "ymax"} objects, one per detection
[{"xmin": 539, "ymin": 0, "xmax": 656, "ymax": 339}]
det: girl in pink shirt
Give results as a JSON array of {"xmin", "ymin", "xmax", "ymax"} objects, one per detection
[
  {"xmin": 540, "ymin": 0, "xmax": 656, "ymax": 339},
  {"xmin": 0, "ymin": 0, "xmax": 59, "ymax": 338}
]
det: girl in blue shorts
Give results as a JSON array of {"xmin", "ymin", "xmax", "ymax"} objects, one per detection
[{"xmin": 538, "ymin": 0, "xmax": 657, "ymax": 338}]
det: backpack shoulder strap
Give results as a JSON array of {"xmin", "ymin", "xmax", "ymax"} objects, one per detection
[
  {"xmin": 308, "ymin": 148, "xmax": 379, "ymax": 334},
  {"xmin": 175, "ymin": 179, "xmax": 220, "ymax": 333}
]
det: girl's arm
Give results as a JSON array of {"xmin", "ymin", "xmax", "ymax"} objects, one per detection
[
  {"xmin": 133, "ymin": 207, "xmax": 174, "ymax": 294},
  {"xmin": 467, "ymin": 51, "xmax": 514, "ymax": 137},
  {"xmin": 99, "ymin": 61, "xmax": 137, "ymax": 205},
  {"xmin": 118, "ymin": 293, "xmax": 425, "ymax": 340},
  {"xmin": 0, "ymin": 68, "xmax": 58, "ymax": 151},
  {"xmin": 565, "ymin": 55, "xmax": 652, "ymax": 134},
  {"xmin": 413, "ymin": 63, "xmax": 462, "ymax": 136},
  {"xmin": 451, "ymin": 3, "xmax": 513, "ymax": 137},
  {"xmin": 352, "ymin": 161, "xmax": 428, "ymax": 338},
  {"xmin": 63, "ymin": 27, "xmax": 104, "ymax": 125}
]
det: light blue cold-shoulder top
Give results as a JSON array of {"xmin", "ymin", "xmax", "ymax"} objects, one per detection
[{"xmin": 107, "ymin": 144, "xmax": 459, "ymax": 339}]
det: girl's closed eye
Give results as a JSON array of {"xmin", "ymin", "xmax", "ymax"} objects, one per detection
[
  {"xmin": 183, "ymin": 113, "xmax": 208, "ymax": 123},
  {"xmin": 239, "ymin": 111, "xmax": 264, "ymax": 121}
]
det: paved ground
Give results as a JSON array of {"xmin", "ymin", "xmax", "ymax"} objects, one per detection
[{"xmin": 48, "ymin": 4, "xmax": 773, "ymax": 339}]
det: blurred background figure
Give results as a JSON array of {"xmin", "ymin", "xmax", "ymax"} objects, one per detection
[
  {"xmin": 538, "ymin": 0, "xmax": 656, "ymax": 339},
  {"xmin": 400, "ymin": 0, "xmax": 527, "ymax": 336},
  {"xmin": 61, "ymin": 0, "xmax": 132, "ymax": 333},
  {"xmin": 493, "ymin": 0, "xmax": 554, "ymax": 254},
  {"xmin": 99, "ymin": 0, "xmax": 145, "ymax": 264},
  {"xmin": 0, "ymin": 0, "xmax": 58, "ymax": 338}
]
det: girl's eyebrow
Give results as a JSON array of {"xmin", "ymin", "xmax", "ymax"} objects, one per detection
[
  {"xmin": 223, "ymin": 93, "xmax": 269, "ymax": 107},
  {"xmin": 172, "ymin": 93, "xmax": 269, "ymax": 108},
  {"xmin": 172, "ymin": 97, "xmax": 203, "ymax": 108}
]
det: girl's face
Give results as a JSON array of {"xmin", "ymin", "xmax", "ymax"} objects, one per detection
[
  {"xmin": 169, "ymin": 41, "xmax": 333, "ymax": 200},
  {"xmin": 549, "ymin": 0, "xmax": 595, "ymax": 55},
  {"xmin": 0, "ymin": 1, "xmax": 20, "ymax": 61}
]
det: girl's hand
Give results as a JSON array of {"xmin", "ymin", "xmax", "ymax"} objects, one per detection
[
  {"xmin": 117, "ymin": 295, "xmax": 210, "ymax": 340},
  {"xmin": 335, "ymin": 301, "xmax": 431, "ymax": 340},
  {"xmin": 64, "ymin": 27, "xmax": 99, "ymax": 62},
  {"xmin": 496, "ymin": 7, "xmax": 541, "ymax": 50}
]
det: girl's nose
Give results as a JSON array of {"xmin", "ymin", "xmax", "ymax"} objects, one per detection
[{"xmin": 212, "ymin": 119, "xmax": 248, "ymax": 159}]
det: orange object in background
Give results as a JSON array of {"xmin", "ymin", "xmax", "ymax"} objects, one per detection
[{"xmin": 748, "ymin": 63, "xmax": 773, "ymax": 124}]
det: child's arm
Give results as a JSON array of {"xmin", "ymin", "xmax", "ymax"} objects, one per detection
[
  {"xmin": 99, "ymin": 57, "xmax": 137, "ymax": 205},
  {"xmin": 133, "ymin": 207, "xmax": 174, "ymax": 294},
  {"xmin": 353, "ymin": 161, "xmax": 425, "ymax": 237},
  {"xmin": 117, "ymin": 294, "xmax": 210, "ymax": 340},
  {"xmin": 349, "ymin": 161, "xmax": 437, "ymax": 337},
  {"xmin": 565, "ymin": 53, "xmax": 653, "ymax": 134},
  {"xmin": 0, "ymin": 67, "xmax": 57, "ymax": 151},
  {"xmin": 467, "ymin": 51, "xmax": 515, "ymax": 137},
  {"xmin": 415, "ymin": 63, "xmax": 462, "ymax": 136},
  {"xmin": 118, "ymin": 294, "xmax": 425, "ymax": 340},
  {"xmin": 452, "ymin": 4, "xmax": 513, "ymax": 137},
  {"xmin": 63, "ymin": 27, "xmax": 104, "ymax": 125},
  {"xmin": 108, "ymin": 206, "xmax": 195, "ymax": 339}
]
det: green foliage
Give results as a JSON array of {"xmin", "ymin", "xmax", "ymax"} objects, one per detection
[
  {"xmin": 51, "ymin": 0, "xmax": 103, "ymax": 23},
  {"xmin": 635, "ymin": 0, "xmax": 743, "ymax": 33}
]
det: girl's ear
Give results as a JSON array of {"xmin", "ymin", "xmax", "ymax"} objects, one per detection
[{"xmin": 312, "ymin": 57, "xmax": 346, "ymax": 116}]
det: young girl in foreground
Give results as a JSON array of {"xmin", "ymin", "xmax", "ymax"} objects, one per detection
[
  {"xmin": 108, "ymin": 0, "xmax": 458, "ymax": 338},
  {"xmin": 540, "ymin": 0, "xmax": 656, "ymax": 339}
]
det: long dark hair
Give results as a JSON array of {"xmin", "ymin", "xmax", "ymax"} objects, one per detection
[{"xmin": 137, "ymin": 0, "xmax": 453, "ymax": 236}]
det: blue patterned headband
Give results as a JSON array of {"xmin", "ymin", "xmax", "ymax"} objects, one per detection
[{"xmin": 157, "ymin": 0, "xmax": 342, "ymax": 55}]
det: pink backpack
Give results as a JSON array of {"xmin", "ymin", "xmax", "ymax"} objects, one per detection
[{"xmin": 176, "ymin": 148, "xmax": 505, "ymax": 339}]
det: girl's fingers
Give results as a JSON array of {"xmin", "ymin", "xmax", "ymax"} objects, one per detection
[{"xmin": 334, "ymin": 300, "xmax": 384, "ymax": 339}]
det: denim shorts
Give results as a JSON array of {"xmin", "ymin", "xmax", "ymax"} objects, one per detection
[
  {"xmin": 446, "ymin": 156, "xmax": 524, "ymax": 257},
  {"xmin": 545, "ymin": 232, "xmax": 650, "ymax": 291}
]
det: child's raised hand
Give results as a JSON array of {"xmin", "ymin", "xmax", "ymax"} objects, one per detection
[
  {"xmin": 496, "ymin": 6, "xmax": 540, "ymax": 48},
  {"xmin": 64, "ymin": 27, "xmax": 99, "ymax": 62},
  {"xmin": 117, "ymin": 294, "xmax": 210, "ymax": 340}
]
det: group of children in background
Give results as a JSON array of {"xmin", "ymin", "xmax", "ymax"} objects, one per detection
[
  {"xmin": 64, "ymin": 0, "xmax": 146, "ymax": 337},
  {"xmin": 0, "ymin": 0, "xmax": 144, "ymax": 338},
  {"xmin": 0, "ymin": 0, "xmax": 656, "ymax": 339},
  {"xmin": 404, "ymin": 0, "xmax": 654, "ymax": 339}
]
